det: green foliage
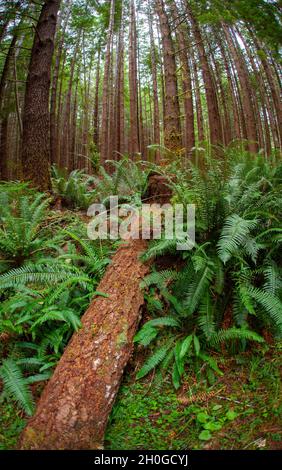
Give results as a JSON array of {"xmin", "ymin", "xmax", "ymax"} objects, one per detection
[
  {"xmin": 93, "ymin": 158, "xmax": 151, "ymax": 205},
  {"xmin": 51, "ymin": 166, "xmax": 96, "ymax": 210},
  {"xmin": 135, "ymin": 155, "xmax": 281, "ymax": 387},
  {"xmin": 106, "ymin": 346, "xmax": 281, "ymax": 450},
  {"xmin": 0, "ymin": 359, "xmax": 34, "ymax": 416},
  {"xmin": 0, "ymin": 191, "xmax": 53, "ymax": 269},
  {"xmin": 0, "ymin": 182, "xmax": 114, "ymax": 415}
]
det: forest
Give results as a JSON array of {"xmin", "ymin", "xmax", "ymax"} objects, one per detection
[{"xmin": 0, "ymin": 0, "xmax": 281, "ymax": 453}]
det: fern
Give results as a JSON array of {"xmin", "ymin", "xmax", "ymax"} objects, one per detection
[
  {"xmin": 0, "ymin": 359, "xmax": 34, "ymax": 416},
  {"xmin": 136, "ymin": 344, "xmax": 172, "ymax": 379},
  {"xmin": 247, "ymin": 287, "xmax": 282, "ymax": 333},
  {"xmin": 0, "ymin": 262, "xmax": 90, "ymax": 290},
  {"xmin": 184, "ymin": 262, "xmax": 214, "ymax": 315},
  {"xmin": 218, "ymin": 215, "xmax": 258, "ymax": 263},
  {"xmin": 140, "ymin": 269, "xmax": 177, "ymax": 289},
  {"xmin": 209, "ymin": 328, "xmax": 264, "ymax": 348}
]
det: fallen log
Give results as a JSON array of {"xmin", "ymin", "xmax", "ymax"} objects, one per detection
[{"xmin": 20, "ymin": 239, "xmax": 149, "ymax": 450}]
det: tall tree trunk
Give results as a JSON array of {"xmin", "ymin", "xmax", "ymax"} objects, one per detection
[
  {"xmin": 252, "ymin": 35, "xmax": 282, "ymax": 149},
  {"xmin": 207, "ymin": 38, "xmax": 232, "ymax": 146},
  {"xmin": 21, "ymin": 0, "xmax": 61, "ymax": 190},
  {"xmin": 217, "ymin": 31, "xmax": 241, "ymax": 142},
  {"xmin": 129, "ymin": 0, "xmax": 140, "ymax": 158},
  {"xmin": 148, "ymin": 11, "xmax": 160, "ymax": 162},
  {"xmin": 0, "ymin": 114, "xmax": 9, "ymax": 180},
  {"xmin": 0, "ymin": 31, "xmax": 18, "ymax": 179},
  {"xmin": 155, "ymin": 0, "xmax": 181, "ymax": 153},
  {"xmin": 113, "ymin": 1, "xmax": 125, "ymax": 159},
  {"xmin": 70, "ymin": 69, "xmax": 79, "ymax": 170},
  {"xmin": 50, "ymin": 0, "xmax": 71, "ymax": 165},
  {"xmin": 93, "ymin": 47, "xmax": 101, "ymax": 149},
  {"xmin": 170, "ymin": 0, "xmax": 195, "ymax": 156},
  {"xmin": 60, "ymin": 31, "xmax": 81, "ymax": 169},
  {"xmin": 223, "ymin": 25, "xmax": 259, "ymax": 154},
  {"xmin": 100, "ymin": 0, "xmax": 115, "ymax": 165},
  {"xmin": 186, "ymin": 2, "xmax": 223, "ymax": 148},
  {"xmin": 191, "ymin": 48, "xmax": 205, "ymax": 143}
]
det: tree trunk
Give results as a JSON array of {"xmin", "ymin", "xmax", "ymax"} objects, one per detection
[
  {"xmin": 50, "ymin": 0, "xmax": 71, "ymax": 165},
  {"xmin": 21, "ymin": 0, "xmax": 61, "ymax": 190},
  {"xmin": 217, "ymin": 31, "xmax": 241, "ymax": 142},
  {"xmin": 60, "ymin": 31, "xmax": 81, "ymax": 169},
  {"xmin": 129, "ymin": 0, "xmax": 140, "ymax": 158},
  {"xmin": 148, "ymin": 11, "xmax": 161, "ymax": 162},
  {"xmin": 100, "ymin": 0, "xmax": 115, "ymax": 165},
  {"xmin": 191, "ymin": 49, "xmax": 205, "ymax": 144},
  {"xmin": 20, "ymin": 239, "xmax": 149, "ymax": 450},
  {"xmin": 93, "ymin": 47, "xmax": 101, "ymax": 149},
  {"xmin": 0, "ymin": 115, "xmax": 9, "ymax": 180},
  {"xmin": 155, "ymin": 0, "xmax": 181, "ymax": 153},
  {"xmin": 223, "ymin": 25, "xmax": 259, "ymax": 153},
  {"xmin": 253, "ymin": 35, "xmax": 282, "ymax": 149},
  {"xmin": 186, "ymin": 2, "xmax": 223, "ymax": 148},
  {"xmin": 170, "ymin": 0, "xmax": 195, "ymax": 156},
  {"xmin": 70, "ymin": 69, "xmax": 79, "ymax": 170}
]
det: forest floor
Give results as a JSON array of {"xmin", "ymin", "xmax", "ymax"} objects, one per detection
[{"xmin": 1, "ymin": 342, "xmax": 281, "ymax": 450}]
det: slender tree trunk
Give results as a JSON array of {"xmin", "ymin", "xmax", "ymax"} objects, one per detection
[
  {"xmin": 113, "ymin": 1, "xmax": 125, "ymax": 159},
  {"xmin": 60, "ymin": 31, "xmax": 81, "ymax": 169},
  {"xmin": 148, "ymin": 12, "xmax": 160, "ymax": 162},
  {"xmin": 50, "ymin": 0, "xmax": 71, "ymax": 165},
  {"xmin": 93, "ymin": 47, "xmax": 101, "ymax": 149},
  {"xmin": 129, "ymin": 0, "xmax": 140, "ymax": 158},
  {"xmin": 107, "ymin": 31, "xmax": 115, "ymax": 162},
  {"xmin": 0, "ymin": 31, "xmax": 18, "ymax": 179},
  {"xmin": 100, "ymin": 0, "xmax": 115, "ymax": 165},
  {"xmin": 208, "ymin": 39, "xmax": 232, "ymax": 146},
  {"xmin": 170, "ymin": 0, "xmax": 195, "ymax": 156},
  {"xmin": 21, "ymin": 0, "xmax": 61, "ymax": 190},
  {"xmin": 217, "ymin": 32, "xmax": 241, "ymax": 142},
  {"xmin": 191, "ymin": 48, "xmax": 205, "ymax": 143},
  {"xmin": 223, "ymin": 25, "xmax": 258, "ymax": 154},
  {"xmin": 186, "ymin": 2, "xmax": 222, "ymax": 148},
  {"xmin": 55, "ymin": 49, "xmax": 66, "ymax": 167},
  {"xmin": 0, "ymin": 33, "xmax": 17, "ymax": 107},
  {"xmin": 253, "ymin": 35, "xmax": 282, "ymax": 149},
  {"xmin": 0, "ymin": 115, "xmax": 9, "ymax": 180},
  {"xmin": 155, "ymin": 0, "xmax": 181, "ymax": 153},
  {"xmin": 70, "ymin": 69, "xmax": 79, "ymax": 170}
]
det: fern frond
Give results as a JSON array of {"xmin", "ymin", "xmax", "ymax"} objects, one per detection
[
  {"xmin": 247, "ymin": 287, "xmax": 282, "ymax": 333},
  {"xmin": 136, "ymin": 344, "xmax": 172, "ymax": 379},
  {"xmin": 209, "ymin": 328, "xmax": 264, "ymax": 348},
  {"xmin": 218, "ymin": 215, "xmax": 258, "ymax": 263},
  {"xmin": 0, "ymin": 359, "xmax": 34, "ymax": 416}
]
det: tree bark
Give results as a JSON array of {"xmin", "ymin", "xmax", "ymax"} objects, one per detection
[
  {"xmin": 186, "ymin": 2, "xmax": 223, "ymax": 148},
  {"xmin": 50, "ymin": 0, "xmax": 71, "ymax": 165},
  {"xmin": 155, "ymin": 0, "xmax": 181, "ymax": 153},
  {"xmin": 21, "ymin": 0, "xmax": 61, "ymax": 190},
  {"xmin": 170, "ymin": 0, "xmax": 195, "ymax": 156},
  {"xmin": 223, "ymin": 25, "xmax": 259, "ymax": 153},
  {"xmin": 148, "ymin": 11, "xmax": 161, "ymax": 162},
  {"xmin": 100, "ymin": 0, "xmax": 115, "ymax": 165},
  {"xmin": 60, "ymin": 31, "xmax": 81, "ymax": 169},
  {"xmin": 129, "ymin": 0, "xmax": 140, "ymax": 158},
  {"xmin": 93, "ymin": 47, "xmax": 101, "ymax": 149},
  {"xmin": 20, "ymin": 239, "xmax": 149, "ymax": 450}
]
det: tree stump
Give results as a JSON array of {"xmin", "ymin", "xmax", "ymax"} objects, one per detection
[{"xmin": 20, "ymin": 239, "xmax": 149, "ymax": 450}]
